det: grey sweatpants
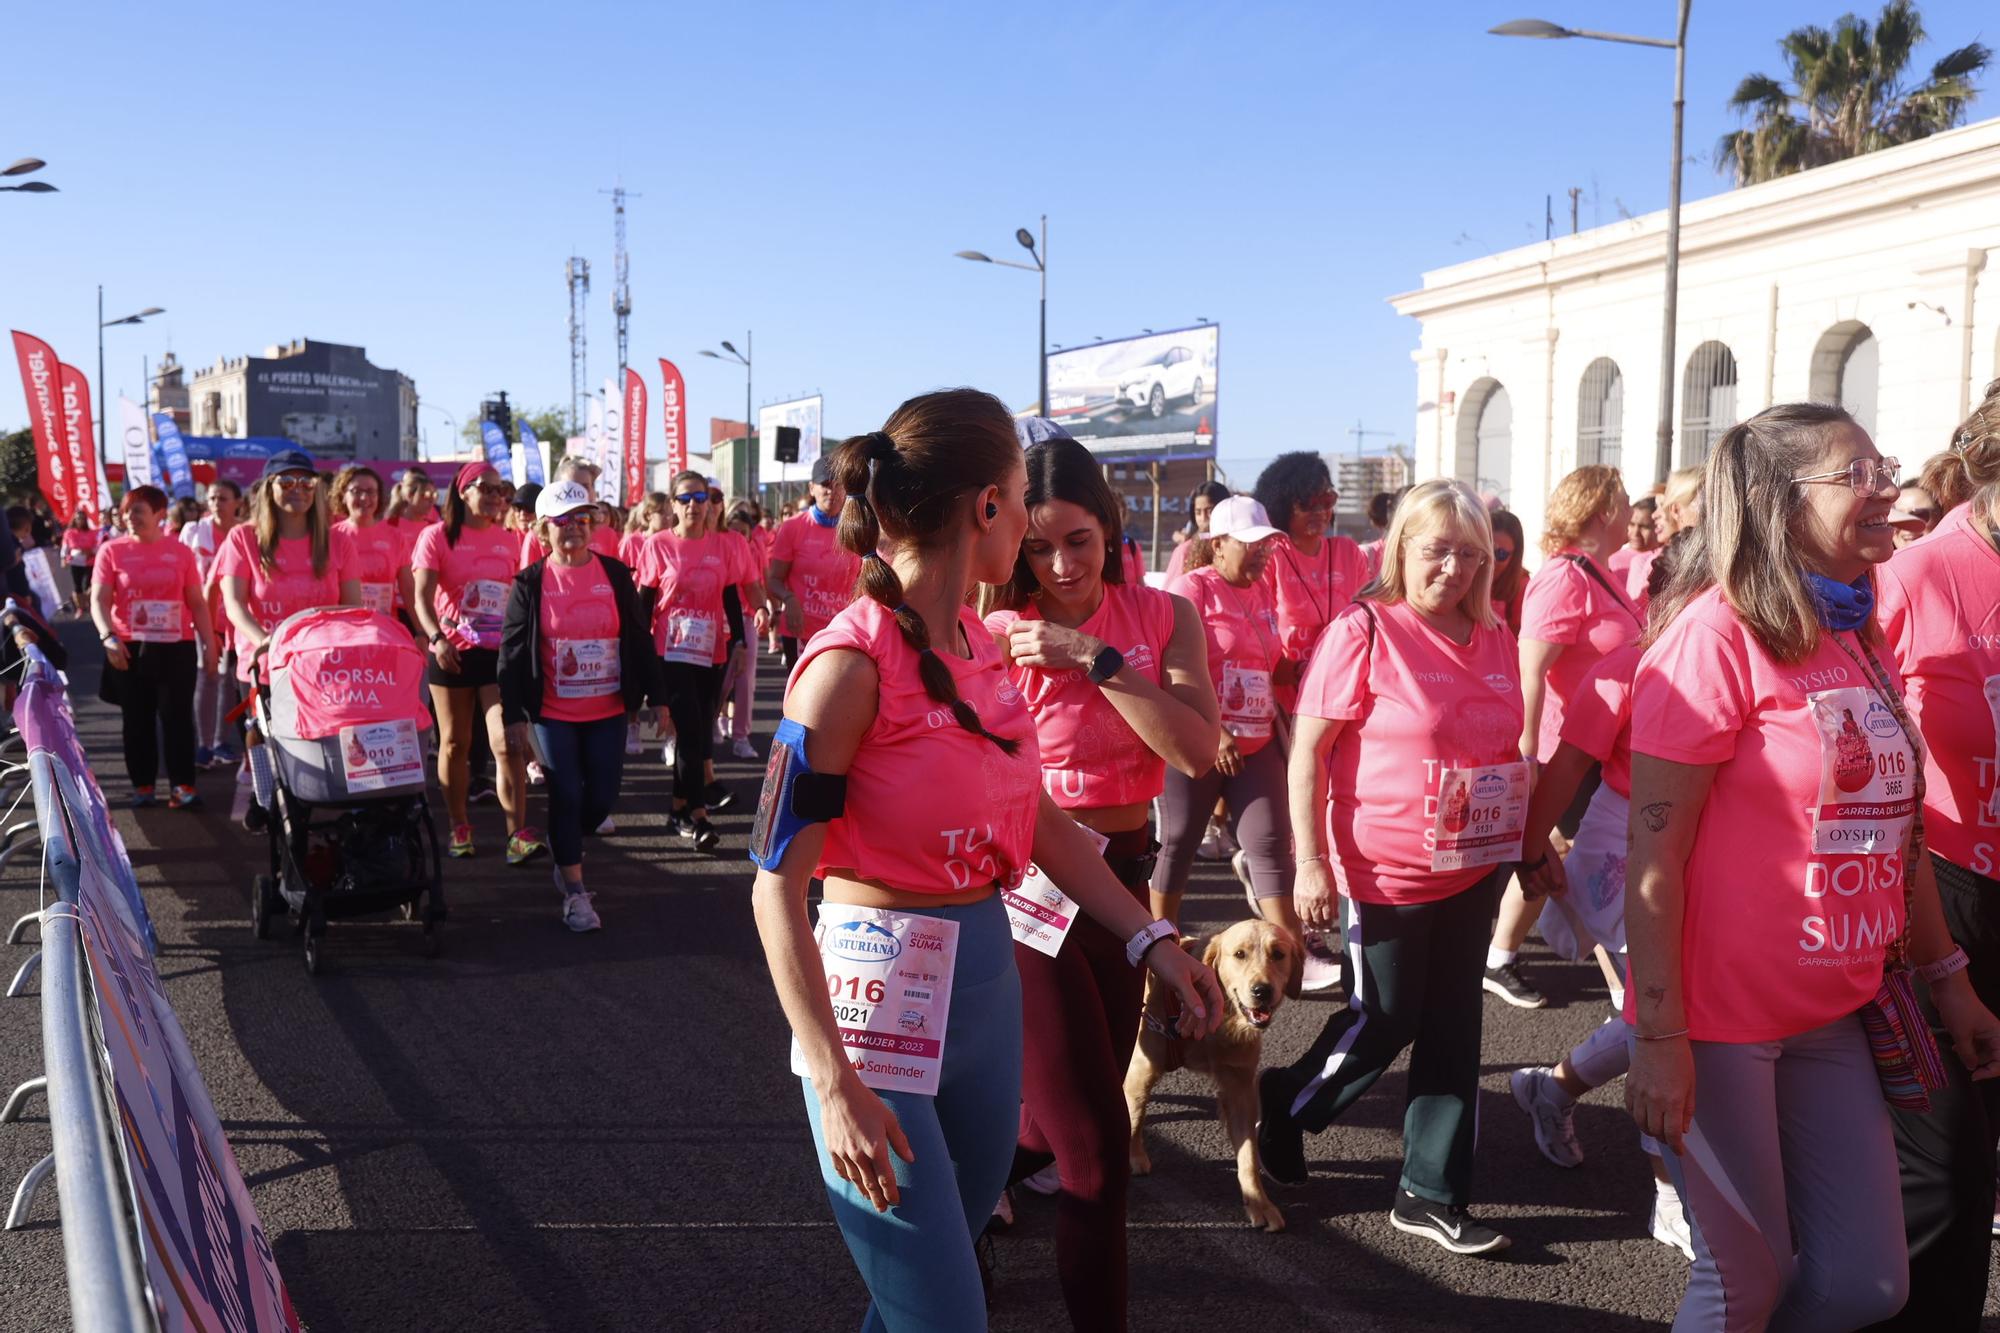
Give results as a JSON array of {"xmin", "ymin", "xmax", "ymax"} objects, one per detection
[
  {"xmin": 1152, "ymin": 737, "xmax": 1292, "ymax": 901},
  {"xmin": 1655, "ymin": 1015, "xmax": 1908, "ymax": 1331}
]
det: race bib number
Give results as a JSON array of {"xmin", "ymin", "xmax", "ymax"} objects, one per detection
[
  {"xmin": 1003, "ymin": 826, "xmax": 1111, "ymax": 957},
  {"xmin": 790, "ymin": 905, "xmax": 959, "ymax": 1096},
  {"xmin": 1807, "ymin": 686, "xmax": 1917, "ymax": 855},
  {"xmin": 460, "ymin": 578, "xmax": 508, "ymax": 618},
  {"xmin": 360, "ymin": 582, "xmax": 395, "ymax": 615},
  {"xmin": 1430, "ymin": 761, "xmax": 1530, "ymax": 872},
  {"xmin": 663, "ymin": 610, "xmax": 718, "ymax": 665},
  {"xmin": 1220, "ymin": 662, "xmax": 1274, "ymax": 739},
  {"xmin": 340, "ymin": 718, "xmax": 423, "ymax": 793},
  {"xmin": 1985, "ymin": 676, "xmax": 2000, "ymax": 823},
  {"xmin": 554, "ymin": 637, "xmax": 621, "ymax": 698},
  {"xmin": 129, "ymin": 598, "xmax": 181, "ymax": 643}
]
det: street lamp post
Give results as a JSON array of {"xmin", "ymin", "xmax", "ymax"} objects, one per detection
[
  {"xmin": 0, "ymin": 157, "xmax": 56, "ymax": 194},
  {"xmin": 417, "ymin": 402, "xmax": 459, "ymax": 460},
  {"xmin": 1492, "ymin": 2, "xmax": 1690, "ymax": 485},
  {"xmin": 955, "ymin": 215, "xmax": 1047, "ymax": 412},
  {"xmin": 701, "ymin": 334, "xmax": 753, "ymax": 494},
  {"xmin": 97, "ymin": 289, "xmax": 165, "ymax": 470}
]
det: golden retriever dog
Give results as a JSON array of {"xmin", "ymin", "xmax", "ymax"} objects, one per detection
[{"xmin": 1124, "ymin": 918, "xmax": 1301, "ymax": 1232}]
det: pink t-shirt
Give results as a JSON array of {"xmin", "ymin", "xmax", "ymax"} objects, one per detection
[
  {"xmin": 61, "ymin": 528, "xmax": 100, "ymax": 565},
  {"xmin": 390, "ymin": 508, "xmax": 439, "ymax": 533},
  {"xmin": 638, "ymin": 530, "xmax": 757, "ymax": 665},
  {"xmin": 984, "ymin": 580, "xmax": 1180, "ymax": 810},
  {"xmin": 1877, "ymin": 503, "xmax": 2000, "ymax": 877},
  {"xmin": 1359, "ymin": 538, "xmax": 1385, "ymax": 581},
  {"xmin": 412, "ymin": 522, "xmax": 519, "ymax": 652},
  {"xmin": 538, "ymin": 557, "xmax": 626, "ymax": 724},
  {"xmin": 214, "ymin": 524, "xmax": 361, "ymax": 680},
  {"xmin": 95, "ymin": 535, "xmax": 201, "ymax": 642},
  {"xmin": 793, "ymin": 598, "xmax": 1041, "ymax": 895},
  {"xmin": 1163, "ymin": 537, "xmax": 1196, "ymax": 582},
  {"xmin": 1629, "ymin": 587, "xmax": 1916, "ymax": 1043},
  {"xmin": 617, "ymin": 531, "xmax": 648, "ymax": 566},
  {"xmin": 770, "ymin": 510, "xmax": 861, "ymax": 642},
  {"xmin": 523, "ymin": 524, "xmax": 620, "ymax": 567},
  {"xmin": 1263, "ymin": 534, "xmax": 1370, "ymax": 667},
  {"xmin": 1624, "ymin": 547, "xmax": 1663, "ymax": 615},
  {"xmin": 1167, "ymin": 565, "xmax": 1282, "ymax": 756},
  {"xmin": 1520, "ymin": 549, "xmax": 1643, "ymax": 761},
  {"xmin": 1297, "ymin": 600, "xmax": 1524, "ymax": 905},
  {"xmin": 1559, "ymin": 642, "xmax": 1640, "ymax": 800},
  {"xmin": 332, "ymin": 519, "xmax": 407, "ymax": 617}
]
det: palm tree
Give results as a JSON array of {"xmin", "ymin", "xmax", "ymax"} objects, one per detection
[{"xmin": 1715, "ymin": 0, "xmax": 1990, "ymax": 185}]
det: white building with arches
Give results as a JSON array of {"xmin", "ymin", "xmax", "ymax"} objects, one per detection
[{"xmin": 1389, "ymin": 114, "xmax": 2000, "ymax": 551}]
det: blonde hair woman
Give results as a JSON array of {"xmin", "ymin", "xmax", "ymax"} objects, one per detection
[{"xmin": 1262, "ymin": 480, "xmax": 1522, "ymax": 1255}]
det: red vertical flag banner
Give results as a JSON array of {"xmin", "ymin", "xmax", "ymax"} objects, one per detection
[
  {"xmin": 57, "ymin": 364, "xmax": 102, "ymax": 521},
  {"xmin": 10, "ymin": 331, "xmax": 79, "ymax": 523},
  {"xmin": 657, "ymin": 358, "xmax": 687, "ymax": 480},
  {"xmin": 623, "ymin": 368, "xmax": 648, "ymax": 506}
]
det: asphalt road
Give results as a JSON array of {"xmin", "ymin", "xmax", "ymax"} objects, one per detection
[{"xmin": 2, "ymin": 622, "xmax": 1997, "ymax": 1331}]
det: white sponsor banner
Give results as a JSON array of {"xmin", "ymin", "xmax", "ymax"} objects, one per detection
[
  {"xmin": 598, "ymin": 378, "xmax": 622, "ymax": 503},
  {"xmin": 757, "ymin": 394, "xmax": 824, "ymax": 480},
  {"xmin": 119, "ymin": 395, "xmax": 156, "ymax": 487}
]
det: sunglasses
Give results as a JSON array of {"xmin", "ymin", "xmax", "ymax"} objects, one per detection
[
  {"xmin": 1300, "ymin": 491, "xmax": 1338, "ymax": 511},
  {"xmin": 674, "ymin": 491, "xmax": 709, "ymax": 505},
  {"xmin": 1793, "ymin": 456, "xmax": 1901, "ymax": 498},
  {"xmin": 548, "ymin": 511, "xmax": 595, "ymax": 528},
  {"xmin": 1493, "ymin": 546, "xmax": 1515, "ymax": 564},
  {"xmin": 473, "ymin": 482, "xmax": 511, "ymax": 498},
  {"xmin": 272, "ymin": 475, "xmax": 318, "ymax": 492}
]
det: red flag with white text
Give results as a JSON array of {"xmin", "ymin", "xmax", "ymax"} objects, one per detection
[
  {"xmin": 10, "ymin": 332, "xmax": 80, "ymax": 523},
  {"xmin": 623, "ymin": 368, "xmax": 647, "ymax": 507},
  {"xmin": 57, "ymin": 364, "xmax": 102, "ymax": 522},
  {"xmin": 657, "ymin": 358, "xmax": 687, "ymax": 480}
]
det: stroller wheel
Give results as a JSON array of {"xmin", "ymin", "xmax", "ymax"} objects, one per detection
[{"xmin": 251, "ymin": 875, "xmax": 276, "ymax": 940}]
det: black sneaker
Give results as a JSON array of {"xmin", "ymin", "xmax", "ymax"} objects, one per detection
[
  {"xmin": 1482, "ymin": 961, "xmax": 1547, "ymax": 1009},
  {"xmin": 690, "ymin": 817, "xmax": 721, "ymax": 852},
  {"xmin": 1256, "ymin": 1069, "xmax": 1308, "ymax": 1185},
  {"xmin": 703, "ymin": 781, "xmax": 735, "ymax": 812},
  {"xmin": 1389, "ymin": 1189, "xmax": 1511, "ymax": 1256}
]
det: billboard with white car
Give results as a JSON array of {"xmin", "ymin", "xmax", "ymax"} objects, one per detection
[{"xmin": 1045, "ymin": 324, "xmax": 1218, "ymax": 460}]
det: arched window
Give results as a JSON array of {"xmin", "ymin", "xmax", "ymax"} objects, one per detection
[
  {"xmin": 1456, "ymin": 378, "xmax": 1512, "ymax": 504},
  {"xmin": 1810, "ymin": 321, "xmax": 1877, "ymax": 437},
  {"xmin": 1679, "ymin": 341, "xmax": 1738, "ymax": 466},
  {"xmin": 1577, "ymin": 358, "xmax": 1623, "ymax": 468}
]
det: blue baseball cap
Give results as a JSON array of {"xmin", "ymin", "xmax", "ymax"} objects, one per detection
[
  {"xmin": 1014, "ymin": 417, "xmax": 1073, "ymax": 448},
  {"xmin": 261, "ymin": 449, "xmax": 317, "ymax": 478}
]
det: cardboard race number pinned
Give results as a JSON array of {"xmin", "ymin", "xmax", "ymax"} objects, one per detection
[
  {"xmin": 1003, "ymin": 826, "xmax": 1110, "ymax": 957},
  {"xmin": 791, "ymin": 904, "xmax": 960, "ymax": 1096},
  {"xmin": 1429, "ymin": 760, "xmax": 1529, "ymax": 872},
  {"xmin": 340, "ymin": 718, "xmax": 424, "ymax": 793}
]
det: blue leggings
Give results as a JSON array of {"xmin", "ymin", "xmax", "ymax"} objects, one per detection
[
  {"xmin": 802, "ymin": 893, "xmax": 1022, "ymax": 1333},
  {"xmin": 531, "ymin": 713, "xmax": 626, "ymax": 867}
]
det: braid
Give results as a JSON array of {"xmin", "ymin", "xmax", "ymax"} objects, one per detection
[{"xmin": 834, "ymin": 428, "xmax": 1019, "ymax": 755}]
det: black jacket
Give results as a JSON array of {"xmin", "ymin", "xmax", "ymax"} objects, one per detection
[{"xmin": 498, "ymin": 554, "xmax": 663, "ymax": 725}]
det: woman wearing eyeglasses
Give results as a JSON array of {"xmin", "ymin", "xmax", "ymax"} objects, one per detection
[
  {"xmin": 217, "ymin": 451, "xmax": 362, "ymax": 831},
  {"xmin": 1482, "ymin": 465, "xmax": 1640, "ymax": 1012},
  {"xmin": 637, "ymin": 471, "xmax": 766, "ymax": 851},
  {"xmin": 1626, "ymin": 403, "xmax": 2000, "ymax": 1329},
  {"xmin": 386, "ymin": 468, "xmax": 440, "ymax": 532},
  {"xmin": 412, "ymin": 462, "xmax": 541, "ymax": 864},
  {"xmin": 1259, "ymin": 479, "xmax": 1523, "ymax": 1257},
  {"xmin": 1488, "ymin": 511, "xmax": 1527, "ymax": 635},
  {"xmin": 330, "ymin": 465, "xmax": 415, "ymax": 625},
  {"xmin": 1254, "ymin": 452, "xmax": 1370, "ymax": 689}
]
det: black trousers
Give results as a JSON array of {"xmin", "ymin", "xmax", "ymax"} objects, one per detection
[
  {"xmin": 658, "ymin": 657, "xmax": 715, "ymax": 809},
  {"xmin": 118, "ymin": 640, "xmax": 198, "ymax": 790},
  {"xmin": 1866, "ymin": 854, "xmax": 2000, "ymax": 1332},
  {"xmin": 1269, "ymin": 867, "xmax": 1503, "ymax": 1207}
]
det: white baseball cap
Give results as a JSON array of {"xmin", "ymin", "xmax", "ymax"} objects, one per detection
[
  {"xmin": 1206, "ymin": 495, "xmax": 1282, "ymax": 544},
  {"xmin": 535, "ymin": 479, "xmax": 596, "ymax": 521}
]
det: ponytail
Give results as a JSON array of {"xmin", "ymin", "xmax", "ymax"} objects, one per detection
[{"xmin": 834, "ymin": 418, "xmax": 1020, "ymax": 756}]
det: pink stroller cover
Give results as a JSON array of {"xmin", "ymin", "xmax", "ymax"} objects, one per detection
[{"xmin": 266, "ymin": 606, "xmax": 432, "ymax": 740}]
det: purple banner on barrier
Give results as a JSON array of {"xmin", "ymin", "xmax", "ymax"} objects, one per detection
[{"xmin": 14, "ymin": 661, "xmax": 301, "ymax": 1332}]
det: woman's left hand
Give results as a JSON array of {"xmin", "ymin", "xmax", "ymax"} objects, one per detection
[
  {"xmin": 1145, "ymin": 940, "xmax": 1224, "ymax": 1038},
  {"xmin": 1006, "ymin": 621, "xmax": 1104, "ymax": 674},
  {"xmin": 1215, "ymin": 730, "xmax": 1244, "ymax": 777},
  {"xmin": 1933, "ymin": 978, "xmax": 2000, "ymax": 1080}
]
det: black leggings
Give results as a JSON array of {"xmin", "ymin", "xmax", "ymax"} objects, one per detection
[
  {"xmin": 118, "ymin": 640, "xmax": 198, "ymax": 790},
  {"xmin": 659, "ymin": 657, "xmax": 716, "ymax": 809},
  {"xmin": 1010, "ymin": 825, "xmax": 1155, "ymax": 1331}
]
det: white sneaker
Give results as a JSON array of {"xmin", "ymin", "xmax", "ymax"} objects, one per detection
[
  {"xmin": 1650, "ymin": 1187, "xmax": 1694, "ymax": 1259},
  {"xmin": 1020, "ymin": 1162, "xmax": 1062, "ymax": 1196},
  {"xmin": 1510, "ymin": 1067, "xmax": 1584, "ymax": 1168},
  {"xmin": 661, "ymin": 739, "xmax": 677, "ymax": 768},
  {"xmin": 625, "ymin": 721, "xmax": 642, "ymax": 756},
  {"xmin": 731, "ymin": 737, "xmax": 757, "ymax": 760},
  {"xmin": 526, "ymin": 761, "xmax": 546, "ymax": 787},
  {"xmin": 1300, "ymin": 930, "xmax": 1342, "ymax": 993},
  {"xmin": 595, "ymin": 815, "xmax": 617, "ymax": 834},
  {"xmin": 562, "ymin": 890, "xmax": 601, "ymax": 933},
  {"xmin": 1195, "ymin": 817, "xmax": 1227, "ymax": 861},
  {"xmin": 1231, "ymin": 849, "xmax": 1259, "ymax": 915}
]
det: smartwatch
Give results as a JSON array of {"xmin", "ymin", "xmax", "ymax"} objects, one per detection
[
  {"xmin": 1086, "ymin": 644, "xmax": 1125, "ymax": 684},
  {"xmin": 1125, "ymin": 918, "xmax": 1180, "ymax": 968}
]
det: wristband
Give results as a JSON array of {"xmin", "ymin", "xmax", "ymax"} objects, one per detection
[
  {"xmin": 1635, "ymin": 1028, "xmax": 1690, "ymax": 1042},
  {"xmin": 1125, "ymin": 918, "xmax": 1180, "ymax": 968},
  {"xmin": 428, "ymin": 629, "xmax": 446, "ymax": 645},
  {"xmin": 1297, "ymin": 853, "xmax": 1329, "ymax": 865},
  {"xmin": 1517, "ymin": 852, "xmax": 1548, "ymax": 873},
  {"xmin": 1916, "ymin": 947, "xmax": 1971, "ymax": 985}
]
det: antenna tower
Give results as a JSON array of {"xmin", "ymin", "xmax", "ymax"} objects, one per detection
[
  {"xmin": 565, "ymin": 256, "xmax": 591, "ymax": 433},
  {"xmin": 600, "ymin": 183, "xmax": 642, "ymax": 392}
]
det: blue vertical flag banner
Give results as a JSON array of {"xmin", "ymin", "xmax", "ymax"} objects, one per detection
[
  {"xmin": 520, "ymin": 423, "xmax": 544, "ymax": 486},
  {"xmin": 152, "ymin": 412, "xmax": 196, "ymax": 500},
  {"xmin": 480, "ymin": 421, "xmax": 511, "ymax": 475}
]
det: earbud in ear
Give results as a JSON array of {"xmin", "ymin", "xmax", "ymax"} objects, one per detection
[{"xmin": 986, "ymin": 503, "xmax": 998, "ymax": 519}]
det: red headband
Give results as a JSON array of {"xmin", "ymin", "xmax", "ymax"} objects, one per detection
[{"xmin": 455, "ymin": 461, "xmax": 495, "ymax": 493}]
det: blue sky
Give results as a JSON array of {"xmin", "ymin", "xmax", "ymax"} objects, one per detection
[{"xmin": 4, "ymin": 0, "xmax": 1993, "ymax": 483}]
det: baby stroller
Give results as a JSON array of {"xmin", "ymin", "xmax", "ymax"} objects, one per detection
[{"xmin": 248, "ymin": 605, "xmax": 445, "ymax": 974}]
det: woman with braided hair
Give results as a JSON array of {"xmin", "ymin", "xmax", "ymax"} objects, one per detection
[{"xmin": 750, "ymin": 388, "xmax": 1221, "ymax": 1333}]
